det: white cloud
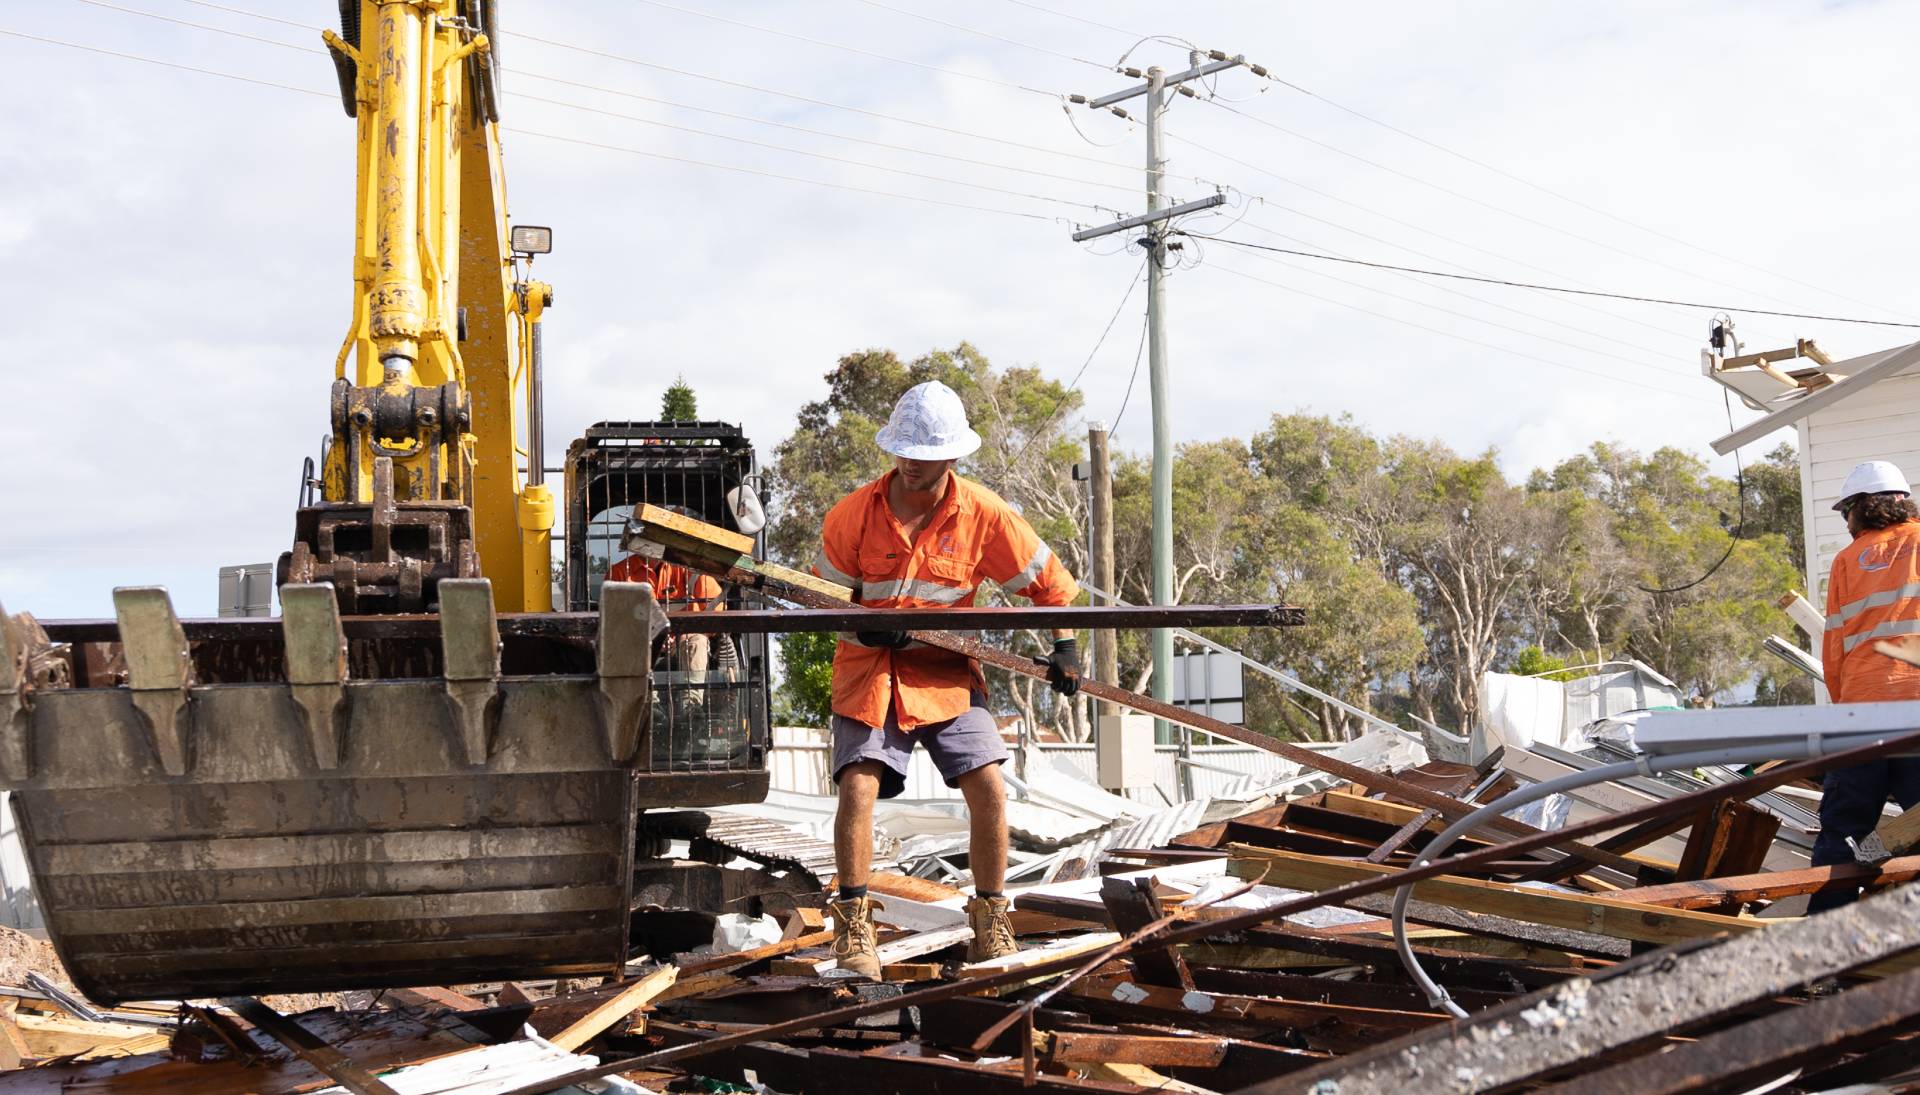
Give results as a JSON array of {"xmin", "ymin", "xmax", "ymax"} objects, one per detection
[{"xmin": 3, "ymin": 0, "xmax": 1915, "ymax": 619}]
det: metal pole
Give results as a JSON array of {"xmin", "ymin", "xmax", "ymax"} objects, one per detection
[
  {"xmin": 1088, "ymin": 422, "xmax": 1117, "ymax": 721},
  {"xmin": 1144, "ymin": 66, "xmax": 1175, "ymax": 749}
]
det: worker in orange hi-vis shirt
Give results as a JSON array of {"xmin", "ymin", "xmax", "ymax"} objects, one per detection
[
  {"xmin": 609, "ymin": 507, "xmax": 725, "ymax": 674},
  {"xmin": 1814, "ymin": 459, "xmax": 1920, "ymax": 912},
  {"xmin": 811, "ymin": 380, "xmax": 1080, "ymax": 980}
]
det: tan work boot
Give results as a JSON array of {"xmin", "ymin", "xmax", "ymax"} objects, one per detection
[
  {"xmin": 828, "ymin": 894, "xmax": 882, "ymax": 980},
  {"xmin": 965, "ymin": 894, "xmax": 1017, "ymax": 963}
]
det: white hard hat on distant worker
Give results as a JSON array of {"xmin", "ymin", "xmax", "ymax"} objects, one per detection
[
  {"xmin": 1833, "ymin": 460, "xmax": 1912, "ymax": 511},
  {"xmin": 875, "ymin": 381, "xmax": 982, "ymax": 461}
]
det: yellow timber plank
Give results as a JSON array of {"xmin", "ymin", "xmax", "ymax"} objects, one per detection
[{"xmin": 1226, "ymin": 845, "xmax": 1769, "ymax": 948}]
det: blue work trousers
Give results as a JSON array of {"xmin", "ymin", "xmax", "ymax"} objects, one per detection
[{"xmin": 1808, "ymin": 757, "xmax": 1920, "ymax": 914}]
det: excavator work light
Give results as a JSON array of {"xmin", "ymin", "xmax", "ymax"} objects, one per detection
[{"xmin": 510, "ymin": 224, "xmax": 553, "ymax": 254}]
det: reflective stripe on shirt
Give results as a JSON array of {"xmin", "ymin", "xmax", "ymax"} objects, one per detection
[
  {"xmin": 1842, "ymin": 617, "xmax": 1920, "ymax": 654},
  {"xmin": 1005, "ymin": 541, "xmax": 1054, "ymax": 594},
  {"xmin": 1826, "ymin": 581, "xmax": 1920, "ymax": 629}
]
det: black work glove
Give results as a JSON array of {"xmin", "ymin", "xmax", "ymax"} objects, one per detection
[
  {"xmin": 1043, "ymin": 638, "xmax": 1081, "ymax": 696},
  {"xmin": 855, "ymin": 630, "xmax": 913, "ymax": 650}
]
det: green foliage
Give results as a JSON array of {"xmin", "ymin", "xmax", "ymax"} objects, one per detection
[
  {"xmin": 1509, "ymin": 645, "xmax": 1577, "ymax": 681},
  {"xmin": 661, "ymin": 375, "xmax": 699, "ymax": 422},
  {"xmin": 773, "ymin": 630, "xmax": 836, "ymax": 727}
]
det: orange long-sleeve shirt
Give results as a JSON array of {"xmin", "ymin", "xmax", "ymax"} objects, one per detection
[
  {"xmin": 1822, "ymin": 519, "xmax": 1920, "ymax": 703},
  {"xmin": 813, "ymin": 471, "xmax": 1078, "ymax": 730}
]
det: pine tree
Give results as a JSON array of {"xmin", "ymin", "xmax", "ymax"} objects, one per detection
[{"xmin": 661, "ymin": 376, "xmax": 698, "ymax": 422}]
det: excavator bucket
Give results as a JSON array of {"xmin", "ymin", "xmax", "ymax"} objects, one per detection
[{"xmin": 0, "ymin": 580, "xmax": 667, "ymax": 1003}]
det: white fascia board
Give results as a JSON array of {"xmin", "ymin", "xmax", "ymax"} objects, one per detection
[{"xmin": 1636, "ymin": 700, "xmax": 1920, "ymax": 757}]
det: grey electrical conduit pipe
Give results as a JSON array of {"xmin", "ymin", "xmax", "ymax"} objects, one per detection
[{"xmin": 1392, "ymin": 741, "xmax": 1849, "ymax": 1018}]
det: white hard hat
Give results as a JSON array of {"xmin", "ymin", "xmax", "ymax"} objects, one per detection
[
  {"xmin": 1834, "ymin": 460, "xmax": 1912, "ymax": 511},
  {"xmin": 874, "ymin": 380, "xmax": 981, "ymax": 461}
]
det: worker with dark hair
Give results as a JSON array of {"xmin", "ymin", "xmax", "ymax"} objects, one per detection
[
  {"xmin": 812, "ymin": 380, "xmax": 1081, "ymax": 980},
  {"xmin": 1814, "ymin": 460, "xmax": 1920, "ymax": 912}
]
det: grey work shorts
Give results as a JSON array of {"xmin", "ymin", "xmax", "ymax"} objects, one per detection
[{"xmin": 831, "ymin": 693, "xmax": 1008, "ymax": 800}]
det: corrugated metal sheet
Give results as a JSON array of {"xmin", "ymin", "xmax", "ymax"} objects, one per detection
[{"xmin": 766, "ymin": 732, "xmax": 1348, "ymax": 805}]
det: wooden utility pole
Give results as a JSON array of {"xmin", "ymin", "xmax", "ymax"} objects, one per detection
[{"xmin": 1088, "ymin": 422, "xmax": 1117, "ymax": 718}]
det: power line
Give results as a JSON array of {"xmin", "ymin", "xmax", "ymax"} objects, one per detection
[
  {"xmin": 74, "ymin": 0, "xmax": 309, "ymax": 51},
  {"xmin": 70, "ymin": 0, "xmax": 1145, "ymax": 204},
  {"xmin": 1205, "ymin": 261, "xmax": 1714, "ymax": 401},
  {"xmin": 628, "ymin": 0, "xmax": 1062, "ymax": 98},
  {"xmin": 1020, "ymin": 256, "xmax": 1147, "ymax": 459},
  {"xmin": 177, "ymin": 0, "xmax": 313, "ymax": 31},
  {"xmin": 1109, "ymin": 311, "xmax": 1151, "ymax": 438},
  {"xmin": 503, "ymin": 128, "xmax": 1053, "ymax": 222},
  {"xmin": 1167, "ymin": 129, "xmax": 1758, "ymax": 344},
  {"xmin": 848, "ymin": 0, "xmax": 1114, "ymax": 72},
  {"xmin": 0, "ymin": 26, "xmax": 331, "ymax": 98},
  {"xmin": 995, "ymin": 0, "xmax": 1144, "ymax": 39},
  {"xmin": 1209, "ymin": 228, "xmax": 1694, "ymax": 378},
  {"xmin": 0, "ymin": 27, "xmax": 1058, "ymax": 223},
  {"xmin": 1204, "ymin": 99, "xmax": 1836, "ymax": 317},
  {"xmin": 511, "ymin": 31, "xmax": 1156, "ymax": 176},
  {"xmin": 1254, "ymin": 73, "xmax": 1919, "ymax": 321},
  {"xmin": 78, "ymin": 0, "xmax": 1136, "ymax": 198},
  {"xmin": 513, "ymin": 91, "xmax": 1113, "ymax": 214},
  {"xmin": 170, "ymin": 0, "xmax": 1194, "ymax": 184},
  {"xmin": 514, "ymin": 69, "xmax": 1139, "ymax": 194},
  {"xmin": 1187, "ymin": 234, "xmax": 1920, "ymax": 331},
  {"xmin": 1233, "ymin": 214, "xmax": 1678, "ymax": 361}
]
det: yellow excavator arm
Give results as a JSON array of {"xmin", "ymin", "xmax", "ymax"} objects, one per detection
[{"xmin": 314, "ymin": 0, "xmax": 551, "ymax": 612}]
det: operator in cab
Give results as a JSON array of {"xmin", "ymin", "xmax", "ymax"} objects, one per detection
[
  {"xmin": 1814, "ymin": 459, "xmax": 1920, "ymax": 912},
  {"xmin": 812, "ymin": 381, "xmax": 1082, "ymax": 979},
  {"xmin": 610, "ymin": 505, "xmax": 724, "ymax": 674}
]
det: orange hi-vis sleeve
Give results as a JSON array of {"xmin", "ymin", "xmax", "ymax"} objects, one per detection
[
  {"xmin": 1823, "ymin": 520, "xmax": 1920, "ymax": 704},
  {"xmin": 813, "ymin": 471, "xmax": 1079, "ymax": 730},
  {"xmin": 608, "ymin": 557, "xmax": 723, "ymax": 611}
]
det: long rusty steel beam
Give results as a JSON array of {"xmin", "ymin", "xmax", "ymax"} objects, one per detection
[
  {"xmin": 493, "ymin": 727, "xmax": 1920, "ymax": 1095},
  {"xmin": 38, "ymin": 603, "xmax": 1300, "ymax": 644},
  {"xmin": 652, "ymin": 537, "xmax": 1646, "ymax": 876}
]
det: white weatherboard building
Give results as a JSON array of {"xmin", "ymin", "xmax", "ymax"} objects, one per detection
[{"xmin": 1706, "ymin": 339, "xmax": 1920, "ymax": 602}]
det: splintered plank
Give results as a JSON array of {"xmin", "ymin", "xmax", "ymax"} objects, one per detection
[
  {"xmin": 545, "ymin": 965, "xmax": 678, "ymax": 1050},
  {"xmin": 676, "ymin": 929, "xmax": 835, "ymax": 976},
  {"xmin": 1227, "ymin": 845, "xmax": 1766, "ymax": 948},
  {"xmin": 958, "ymin": 932, "xmax": 1122, "ymax": 984}
]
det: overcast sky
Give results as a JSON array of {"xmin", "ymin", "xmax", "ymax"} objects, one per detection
[{"xmin": 4, "ymin": 0, "xmax": 1917, "ymax": 617}]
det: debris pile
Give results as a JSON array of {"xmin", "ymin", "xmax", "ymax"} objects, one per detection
[{"xmin": 0, "ymin": 729, "xmax": 1915, "ymax": 1094}]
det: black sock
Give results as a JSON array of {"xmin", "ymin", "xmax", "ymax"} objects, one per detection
[
  {"xmin": 976, "ymin": 889, "xmax": 1004, "ymax": 900},
  {"xmin": 837, "ymin": 884, "xmax": 868, "ymax": 902}
]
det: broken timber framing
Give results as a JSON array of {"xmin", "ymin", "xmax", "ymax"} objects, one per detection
[
  {"xmin": 495, "ymin": 696, "xmax": 1920, "ymax": 1095},
  {"xmin": 1253, "ymin": 882, "xmax": 1920, "ymax": 1094}
]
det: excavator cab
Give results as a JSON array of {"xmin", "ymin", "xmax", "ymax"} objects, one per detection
[{"xmin": 563, "ymin": 421, "xmax": 773, "ymax": 788}]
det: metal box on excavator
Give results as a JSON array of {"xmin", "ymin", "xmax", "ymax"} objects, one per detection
[{"xmin": 563, "ymin": 421, "xmax": 773, "ymax": 795}]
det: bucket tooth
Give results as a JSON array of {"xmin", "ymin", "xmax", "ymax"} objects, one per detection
[
  {"xmin": 0, "ymin": 602, "xmax": 31, "ymax": 782},
  {"xmin": 112, "ymin": 587, "xmax": 194, "ymax": 776},
  {"xmin": 438, "ymin": 578, "xmax": 500, "ymax": 766},
  {"xmin": 280, "ymin": 584, "xmax": 350, "ymax": 770},
  {"xmin": 596, "ymin": 581, "xmax": 663, "ymax": 764}
]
